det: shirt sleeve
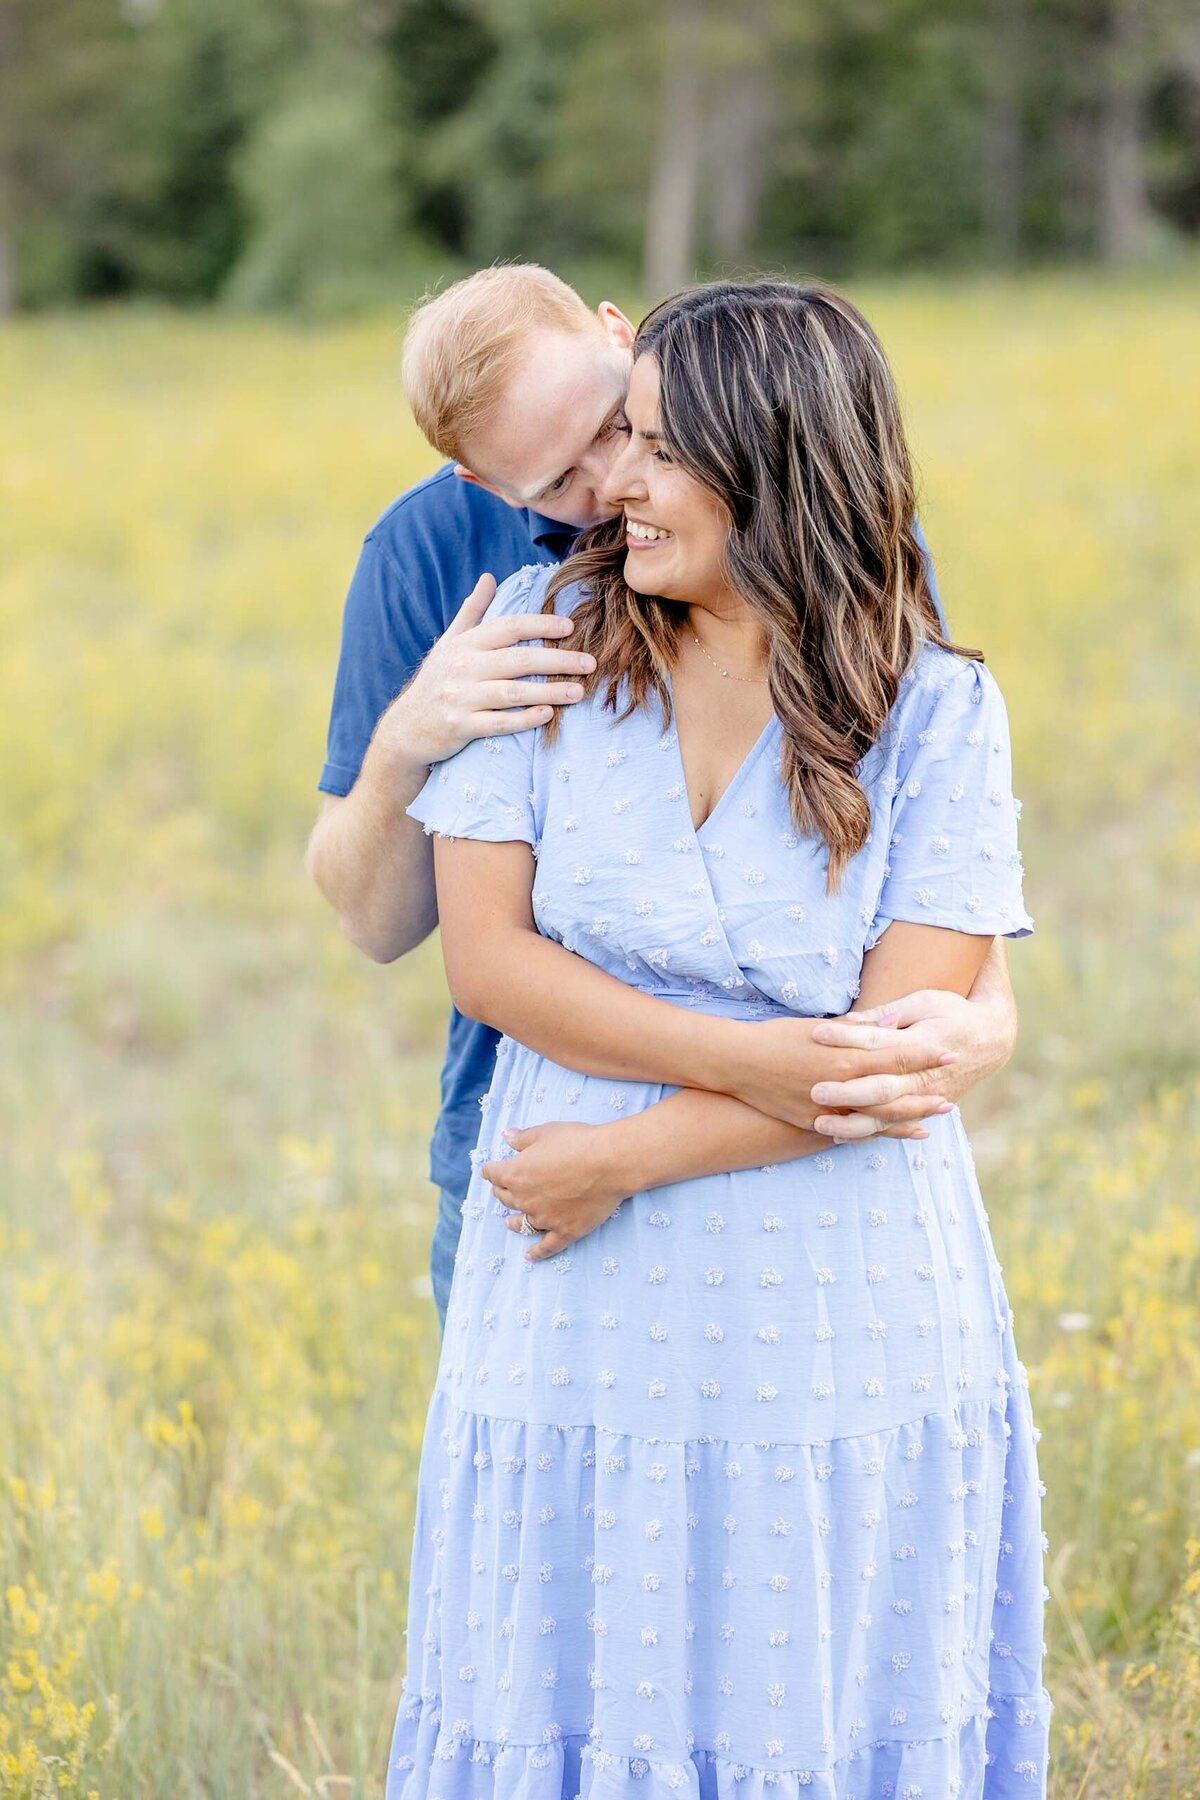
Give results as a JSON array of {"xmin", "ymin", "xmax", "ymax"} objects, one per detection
[
  {"xmin": 404, "ymin": 564, "xmax": 550, "ymax": 848},
  {"xmin": 867, "ymin": 654, "xmax": 1033, "ymax": 945},
  {"xmin": 318, "ymin": 532, "xmax": 436, "ymax": 796}
]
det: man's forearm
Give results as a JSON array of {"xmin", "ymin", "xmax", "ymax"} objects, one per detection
[
  {"xmin": 599, "ymin": 1086, "xmax": 827, "ymax": 1192},
  {"xmin": 306, "ymin": 746, "xmax": 437, "ymax": 962},
  {"xmin": 965, "ymin": 937, "xmax": 1018, "ymax": 1076}
]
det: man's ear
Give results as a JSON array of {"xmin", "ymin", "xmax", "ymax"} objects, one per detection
[
  {"xmin": 452, "ymin": 463, "xmax": 523, "ymax": 510},
  {"xmin": 596, "ymin": 301, "xmax": 637, "ymax": 351}
]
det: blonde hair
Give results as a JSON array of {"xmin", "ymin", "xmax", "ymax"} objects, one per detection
[{"xmin": 401, "ymin": 263, "xmax": 597, "ymax": 463}]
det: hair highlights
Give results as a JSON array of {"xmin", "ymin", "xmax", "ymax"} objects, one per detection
[{"xmin": 543, "ymin": 279, "xmax": 979, "ymax": 889}]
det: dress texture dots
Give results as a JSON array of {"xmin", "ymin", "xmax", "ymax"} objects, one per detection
[{"xmin": 386, "ymin": 563, "xmax": 1053, "ymax": 1799}]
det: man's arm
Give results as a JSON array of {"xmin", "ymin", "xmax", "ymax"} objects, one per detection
[
  {"xmin": 306, "ymin": 787, "xmax": 438, "ymax": 964},
  {"xmin": 307, "ymin": 571, "xmax": 596, "ymax": 962}
]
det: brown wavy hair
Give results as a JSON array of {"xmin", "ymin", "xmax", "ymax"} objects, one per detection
[{"xmin": 541, "ymin": 279, "xmax": 980, "ymax": 889}]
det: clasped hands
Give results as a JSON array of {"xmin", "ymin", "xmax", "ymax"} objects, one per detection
[{"xmin": 484, "ymin": 987, "xmax": 1002, "ymax": 1261}]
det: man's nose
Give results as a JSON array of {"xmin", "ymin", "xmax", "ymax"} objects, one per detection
[{"xmin": 580, "ymin": 430, "xmax": 626, "ymax": 489}]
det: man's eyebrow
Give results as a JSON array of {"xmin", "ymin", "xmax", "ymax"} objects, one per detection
[{"xmin": 526, "ymin": 400, "xmax": 626, "ymax": 504}]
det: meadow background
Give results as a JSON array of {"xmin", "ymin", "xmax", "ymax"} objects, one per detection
[{"xmin": 1, "ymin": 273, "xmax": 1198, "ymax": 1797}]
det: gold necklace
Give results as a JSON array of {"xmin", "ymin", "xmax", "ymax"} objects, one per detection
[{"xmin": 690, "ymin": 629, "xmax": 770, "ymax": 683}]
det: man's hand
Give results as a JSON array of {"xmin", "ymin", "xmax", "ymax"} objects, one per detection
[
  {"xmin": 716, "ymin": 941, "xmax": 1017, "ymax": 1143},
  {"xmin": 721, "ymin": 1014, "xmax": 953, "ymax": 1139},
  {"xmin": 374, "ymin": 572, "xmax": 597, "ymax": 768},
  {"xmin": 481, "ymin": 1122, "xmax": 627, "ymax": 1262},
  {"xmin": 806, "ymin": 950, "xmax": 1019, "ymax": 1141},
  {"xmin": 306, "ymin": 573, "xmax": 596, "ymax": 963}
]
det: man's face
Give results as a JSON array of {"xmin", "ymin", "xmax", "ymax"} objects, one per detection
[{"xmin": 456, "ymin": 308, "xmax": 635, "ymax": 530}]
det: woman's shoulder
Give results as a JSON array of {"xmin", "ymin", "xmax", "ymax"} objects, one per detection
[
  {"xmin": 487, "ymin": 561, "xmax": 589, "ymax": 629},
  {"xmin": 871, "ymin": 639, "xmax": 1013, "ymax": 797},
  {"xmin": 486, "ymin": 561, "xmax": 553, "ymax": 620},
  {"xmin": 894, "ymin": 639, "xmax": 1006, "ymax": 728}
]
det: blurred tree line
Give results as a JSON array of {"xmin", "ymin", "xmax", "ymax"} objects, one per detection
[{"xmin": 1, "ymin": 0, "xmax": 1198, "ymax": 315}]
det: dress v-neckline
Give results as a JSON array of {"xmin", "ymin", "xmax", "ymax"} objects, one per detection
[{"xmin": 663, "ymin": 668, "xmax": 780, "ymax": 838}]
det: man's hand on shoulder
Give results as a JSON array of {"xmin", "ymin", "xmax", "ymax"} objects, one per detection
[
  {"xmin": 376, "ymin": 572, "xmax": 597, "ymax": 769},
  {"xmin": 306, "ymin": 570, "xmax": 596, "ymax": 966}
]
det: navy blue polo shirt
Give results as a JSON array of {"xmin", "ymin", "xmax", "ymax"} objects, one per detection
[
  {"xmin": 319, "ymin": 460, "xmax": 945, "ymax": 1198},
  {"xmin": 319, "ymin": 464, "xmax": 576, "ymax": 1193}
]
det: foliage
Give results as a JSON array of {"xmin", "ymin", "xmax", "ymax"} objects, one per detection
[
  {"xmin": 225, "ymin": 62, "xmax": 437, "ymax": 317},
  {"xmin": 2, "ymin": 0, "xmax": 1199, "ymax": 312},
  {"xmin": 0, "ymin": 277, "xmax": 1197, "ymax": 1791}
]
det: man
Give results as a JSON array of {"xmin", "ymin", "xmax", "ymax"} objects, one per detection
[{"xmin": 306, "ymin": 263, "xmax": 1018, "ymax": 1336}]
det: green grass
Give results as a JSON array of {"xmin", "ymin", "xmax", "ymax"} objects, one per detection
[{"xmin": 1, "ymin": 277, "xmax": 1198, "ymax": 1795}]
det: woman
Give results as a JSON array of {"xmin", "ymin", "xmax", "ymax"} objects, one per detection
[{"xmin": 385, "ymin": 280, "xmax": 1052, "ymax": 1797}]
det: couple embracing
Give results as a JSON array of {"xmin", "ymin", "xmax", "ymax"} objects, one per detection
[{"xmin": 308, "ymin": 266, "xmax": 1053, "ymax": 1797}]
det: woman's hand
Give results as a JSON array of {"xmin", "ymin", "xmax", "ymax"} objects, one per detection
[{"xmin": 480, "ymin": 1122, "xmax": 628, "ymax": 1262}]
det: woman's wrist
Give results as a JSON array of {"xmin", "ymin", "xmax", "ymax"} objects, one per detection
[
  {"xmin": 707, "ymin": 1016, "xmax": 829, "ymax": 1123},
  {"xmin": 590, "ymin": 1110, "xmax": 676, "ymax": 1198},
  {"xmin": 678, "ymin": 1014, "xmax": 753, "ymax": 1095}
]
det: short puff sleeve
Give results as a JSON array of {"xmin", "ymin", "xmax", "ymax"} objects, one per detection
[
  {"xmin": 404, "ymin": 563, "xmax": 552, "ymax": 848},
  {"xmin": 867, "ymin": 650, "xmax": 1033, "ymax": 945}
]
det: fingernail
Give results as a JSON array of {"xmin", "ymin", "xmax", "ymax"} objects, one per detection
[
  {"xmin": 502, "ymin": 1128, "xmax": 516, "ymax": 1139},
  {"xmin": 938, "ymin": 1052, "xmax": 959, "ymax": 1065},
  {"xmin": 580, "ymin": 656, "xmax": 596, "ymax": 671},
  {"xmin": 936, "ymin": 1101, "xmax": 954, "ymax": 1114},
  {"xmin": 811, "ymin": 1085, "xmax": 835, "ymax": 1103},
  {"xmin": 813, "ymin": 1117, "xmax": 835, "ymax": 1134},
  {"xmin": 811, "ymin": 1027, "xmax": 832, "ymax": 1043},
  {"xmin": 565, "ymin": 684, "xmax": 583, "ymax": 699}
]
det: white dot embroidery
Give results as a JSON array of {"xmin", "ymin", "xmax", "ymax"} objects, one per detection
[{"xmin": 395, "ymin": 612, "xmax": 1044, "ymax": 1793}]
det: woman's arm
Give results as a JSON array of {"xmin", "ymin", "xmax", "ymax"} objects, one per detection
[
  {"xmin": 434, "ymin": 836, "xmax": 839, "ymax": 1130},
  {"xmin": 432, "ymin": 835, "xmax": 971, "ymax": 1135},
  {"xmin": 494, "ymin": 917, "xmax": 996, "ymax": 1260},
  {"xmin": 431, "ymin": 830, "xmax": 993, "ymax": 1249},
  {"xmin": 565, "ymin": 919, "xmax": 993, "ymax": 1185},
  {"xmin": 611, "ymin": 918, "xmax": 994, "ymax": 1161},
  {"xmin": 854, "ymin": 918, "xmax": 995, "ymax": 1016}
]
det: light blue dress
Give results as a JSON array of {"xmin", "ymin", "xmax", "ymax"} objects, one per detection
[{"xmin": 386, "ymin": 563, "xmax": 1053, "ymax": 1798}]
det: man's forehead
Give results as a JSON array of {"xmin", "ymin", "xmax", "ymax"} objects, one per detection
[{"xmin": 480, "ymin": 335, "xmax": 628, "ymax": 501}]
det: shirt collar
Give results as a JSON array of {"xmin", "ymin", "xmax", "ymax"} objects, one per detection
[{"xmin": 525, "ymin": 508, "xmax": 580, "ymax": 555}]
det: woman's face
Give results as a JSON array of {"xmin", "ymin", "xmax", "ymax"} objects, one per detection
[{"xmin": 601, "ymin": 353, "xmax": 735, "ymax": 609}]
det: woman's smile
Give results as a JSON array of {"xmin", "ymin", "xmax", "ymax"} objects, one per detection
[
  {"xmin": 624, "ymin": 513, "xmax": 674, "ymax": 550},
  {"xmin": 602, "ymin": 355, "xmax": 736, "ymax": 604}
]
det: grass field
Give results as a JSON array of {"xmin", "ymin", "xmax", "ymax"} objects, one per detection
[{"xmin": 1, "ymin": 275, "xmax": 1198, "ymax": 1796}]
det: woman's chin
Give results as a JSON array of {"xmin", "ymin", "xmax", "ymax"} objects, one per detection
[{"xmin": 623, "ymin": 556, "xmax": 682, "ymax": 600}]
